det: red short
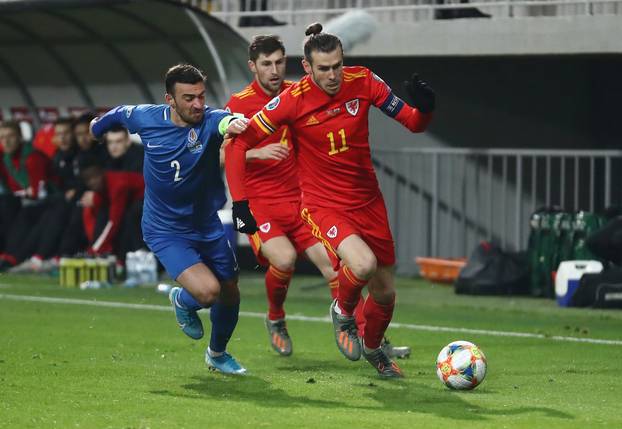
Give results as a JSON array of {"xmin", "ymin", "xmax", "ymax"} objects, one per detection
[
  {"xmin": 301, "ymin": 195, "xmax": 396, "ymax": 270},
  {"xmin": 247, "ymin": 200, "xmax": 319, "ymax": 267}
]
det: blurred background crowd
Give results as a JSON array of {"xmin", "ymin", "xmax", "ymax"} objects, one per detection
[{"xmin": 0, "ymin": 115, "xmax": 145, "ymax": 273}]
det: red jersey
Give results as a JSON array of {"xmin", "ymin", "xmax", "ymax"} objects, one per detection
[
  {"xmin": 225, "ymin": 79, "xmax": 299, "ymax": 203},
  {"xmin": 0, "ymin": 143, "xmax": 53, "ymax": 199},
  {"xmin": 86, "ymin": 171, "xmax": 145, "ymax": 254},
  {"xmin": 226, "ymin": 66, "xmax": 432, "ymax": 209}
]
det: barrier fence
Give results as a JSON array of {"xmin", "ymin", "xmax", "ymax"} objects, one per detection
[{"xmin": 372, "ymin": 147, "xmax": 622, "ymax": 275}]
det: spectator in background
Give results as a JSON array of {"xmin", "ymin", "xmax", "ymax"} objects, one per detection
[
  {"xmin": 52, "ymin": 117, "xmax": 81, "ymax": 200},
  {"xmin": 9, "ymin": 117, "xmax": 86, "ymax": 273},
  {"xmin": 0, "ymin": 120, "xmax": 55, "ymax": 271},
  {"xmin": 32, "ymin": 122, "xmax": 58, "ymax": 160},
  {"xmin": 104, "ymin": 125, "xmax": 144, "ymax": 173},
  {"xmin": 77, "ymin": 163, "xmax": 145, "ymax": 263},
  {"xmin": 73, "ymin": 112, "xmax": 107, "ymax": 169}
]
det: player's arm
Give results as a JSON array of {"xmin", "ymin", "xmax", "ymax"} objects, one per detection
[
  {"xmin": 225, "ymin": 96, "xmax": 294, "ymax": 233},
  {"xmin": 90, "ymin": 105, "xmax": 142, "ymax": 140},
  {"xmin": 220, "ymin": 139, "xmax": 289, "ymax": 167},
  {"xmin": 370, "ymin": 71, "xmax": 435, "ymax": 133},
  {"xmin": 219, "ymin": 104, "xmax": 287, "ymax": 164}
]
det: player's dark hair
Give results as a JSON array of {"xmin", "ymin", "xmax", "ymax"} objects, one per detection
[
  {"xmin": 0, "ymin": 120, "xmax": 22, "ymax": 137},
  {"xmin": 303, "ymin": 22, "xmax": 342, "ymax": 64},
  {"xmin": 165, "ymin": 64, "xmax": 206, "ymax": 95},
  {"xmin": 249, "ymin": 35, "xmax": 285, "ymax": 62}
]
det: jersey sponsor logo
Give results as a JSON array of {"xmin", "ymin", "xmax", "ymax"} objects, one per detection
[
  {"xmin": 125, "ymin": 105, "xmax": 135, "ymax": 118},
  {"xmin": 266, "ymin": 96, "xmax": 280, "ymax": 111},
  {"xmin": 327, "ymin": 225, "xmax": 338, "ymax": 239},
  {"xmin": 187, "ymin": 128, "xmax": 202, "ymax": 154},
  {"xmin": 259, "ymin": 222, "xmax": 271, "ymax": 233},
  {"xmin": 305, "ymin": 115, "xmax": 319, "ymax": 126},
  {"xmin": 345, "ymin": 99, "xmax": 359, "ymax": 116}
]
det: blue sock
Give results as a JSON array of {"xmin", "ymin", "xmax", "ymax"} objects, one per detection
[
  {"xmin": 209, "ymin": 301, "xmax": 239, "ymax": 353},
  {"xmin": 176, "ymin": 288, "xmax": 203, "ymax": 312}
]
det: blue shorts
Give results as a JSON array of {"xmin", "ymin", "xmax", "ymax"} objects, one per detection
[{"xmin": 146, "ymin": 234, "xmax": 239, "ymax": 281}]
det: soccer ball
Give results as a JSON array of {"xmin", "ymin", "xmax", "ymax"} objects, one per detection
[{"xmin": 436, "ymin": 340, "xmax": 487, "ymax": 390}]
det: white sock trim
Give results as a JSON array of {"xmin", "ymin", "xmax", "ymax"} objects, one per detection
[
  {"xmin": 207, "ymin": 347, "xmax": 224, "ymax": 358},
  {"xmin": 333, "ymin": 301, "xmax": 344, "ymax": 315}
]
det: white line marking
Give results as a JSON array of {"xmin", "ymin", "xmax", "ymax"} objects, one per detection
[{"xmin": 2, "ymin": 293, "xmax": 621, "ymax": 346}]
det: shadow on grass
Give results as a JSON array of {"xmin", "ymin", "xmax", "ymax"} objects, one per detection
[
  {"xmin": 358, "ymin": 381, "xmax": 574, "ymax": 421},
  {"xmin": 152, "ymin": 374, "xmax": 346, "ymax": 410},
  {"xmin": 150, "ymin": 360, "xmax": 574, "ymax": 422}
]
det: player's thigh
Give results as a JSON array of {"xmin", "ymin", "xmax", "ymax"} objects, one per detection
[
  {"xmin": 304, "ymin": 242, "xmax": 338, "ymax": 281},
  {"xmin": 146, "ymin": 236, "xmax": 202, "ymax": 281},
  {"xmin": 337, "ymin": 234, "xmax": 378, "ymax": 280},
  {"xmin": 368, "ymin": 265, "xmax": 396, "ymax": 304},
  {"xmin": 198, "ymin": 235, "xmax": 239, "ymax": 283},
  {"xmin": 197, "ymin": 236, "xmax": 240, "ymax": 305},
  {"xmin": 246, "ymin": 203, "xmax": 287, "ymax": 268},
  {"xmin": 260, "ymin": 235, "xmax": 297, "ymax": 271}
]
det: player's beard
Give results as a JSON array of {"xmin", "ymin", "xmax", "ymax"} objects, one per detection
[
  {"xmin": 259, "ymin": 75, "xmax": 283, "ymax": 96},
  {"xmin": 177, "ymin": 107, "xmax": 204, "ymax": 125}
]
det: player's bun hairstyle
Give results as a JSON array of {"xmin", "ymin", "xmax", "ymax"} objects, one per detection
[
  {"xmin": 249, "ymin": 35, "xmax": 286, "ymax": 62},
  {"xmin": 303, "ymin": 22, "xmax": 343, "ymax": 64},
  {"xmin": 165, "ymin": 64, "xmax": 206, "ymax": 95}
]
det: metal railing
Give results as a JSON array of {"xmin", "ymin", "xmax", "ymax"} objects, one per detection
[
  {"xmin": 181, "ymin": 0, "xmax": 622, "ymax": 25},
  {"xmin": 372, "ymin": 147, "xmax": 622, "ymax": 275}
]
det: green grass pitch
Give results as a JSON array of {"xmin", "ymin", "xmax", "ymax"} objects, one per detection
[{"xmin": 1, "ymin": 272, "xmax": 621, "ymax": 429}]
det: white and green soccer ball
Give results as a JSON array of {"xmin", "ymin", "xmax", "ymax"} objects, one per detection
[{"xmin": 436, "ymin": 340, "xmax": 487, "ymax": 390}]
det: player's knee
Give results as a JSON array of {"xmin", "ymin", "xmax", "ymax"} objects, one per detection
[
  {"xmin": 220, "ymin": 280, "xmax": 240, "ymax": 305},
  {"xmin": 193, "ymin": 282, "xmax": 220, "ymax": 306},
  {"xmin": 269, "ymin": 249, "xmax": 297, "ymax": 272},
  {"xmin": 370, "ymin": 287, "xmax": 395, "ymax": 305},
  {"xmin": 349, "ymin": 253, "xmax": 377, "ymax": 280}
]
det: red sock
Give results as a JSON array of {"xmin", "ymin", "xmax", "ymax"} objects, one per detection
[
  {"xmin": 265, "ymin": 265, "xmax": 293, "ymax": 320},
  {"xmin": 362, "ymin": 296, "xmax": 395, "ymax": 349},
  {"xmin": 337, "ymin": 265, "xmax": 367, "ymax": 316},
  {"xmin": 353, "ymin": 295, "xmax": 366, "ymax": 337},
  {"xmin": 328, "ymin": 276, "xmax": 339, "ymax": 300}
]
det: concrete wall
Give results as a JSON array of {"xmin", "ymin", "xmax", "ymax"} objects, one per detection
[{"xmin": 235, "ymin": 15, "xmax": 622, "ymax": 57}]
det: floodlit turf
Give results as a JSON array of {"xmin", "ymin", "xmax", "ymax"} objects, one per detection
[{"xmin": 1, "ymin": 272, "xmax": 621, "ymax": 429}]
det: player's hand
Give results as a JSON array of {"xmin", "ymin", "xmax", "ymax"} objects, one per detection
[
  {"xmin": 404, "ymin": 73, "xmax": 435, "ymax": 113},
  {"xmin": 79, "ymin": 191, "xmax": 95, "ymax": 207},
  {"xmin": 226, "ymin": 118, "xmax": 249, "ymax": 136},
  {"xmin": 232, "ymin": 200, "xmax": 258, "ymax": 234},
  {"xmin": 252, "ymin": 143, "xmax": 289, "ymax": 161}
]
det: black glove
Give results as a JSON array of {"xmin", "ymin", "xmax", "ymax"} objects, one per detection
[
  {"xmin": 404, "ymin": 73, "xmax": 435, "ymax": 114},
  {"xmin": 232, "ymin": 200, "xmax": 258, "ymax": 234}
]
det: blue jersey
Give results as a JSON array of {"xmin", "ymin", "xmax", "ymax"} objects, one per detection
[{"xmin": 92, "ymin": 104, "xmax": 233, "ymax": 241}]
